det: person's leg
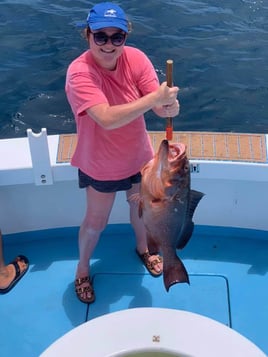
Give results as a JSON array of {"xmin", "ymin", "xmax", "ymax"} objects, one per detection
[
  {"xmin": 75, "ymin": 186, "xmax": 116, "ymax": 302},
  {"xmin": 0, "ymin": 230, "xmax": 5, "ymax": 268},
  {"xmin": 126, "ymin": 184, "xmax": 163, "ymax": 275},
  {"xmin": 0, "ymin": 230, "xmax": 5, "ymax": 269},
  {"xmin": 0, "ymin": 230, "xmax": 29, "ymax": 292}
]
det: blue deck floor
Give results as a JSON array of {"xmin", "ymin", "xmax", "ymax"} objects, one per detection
[{"xmin": 1, "ymin": 224, "xmax": 268, "ymax": 357}]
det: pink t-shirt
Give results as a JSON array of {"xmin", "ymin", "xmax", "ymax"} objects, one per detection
[{"xmin": 65, "ymin": 46, "xmax": 159, "ymax": 180}]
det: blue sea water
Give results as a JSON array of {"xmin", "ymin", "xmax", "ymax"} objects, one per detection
[{"xmin": 0, "ymin": 0, "xmax": 267, "ymax": 139}]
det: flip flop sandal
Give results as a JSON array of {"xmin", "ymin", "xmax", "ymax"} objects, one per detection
[
  {"xmin": 0, "ymin": 255, "xmax": 29, "ymax": 294},
  {"xmin": 75, "ymin": 276, "xmax": 95, "ymax": 304},
  {"xmin": 136, "ymin": 250, "xmax": 163, "ymax": 277}
]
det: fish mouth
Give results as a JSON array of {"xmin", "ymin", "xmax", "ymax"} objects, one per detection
[
  {"xmin": 168, "ymin": 142, "xmax": 186, "ymax": 162},
  {"xmin": 159, "ymin": 140, "xmax": 186, "ymax": 163},
  {"xmin": 141, "ymin": 140, "xmax": 188, "ymax": 200}
]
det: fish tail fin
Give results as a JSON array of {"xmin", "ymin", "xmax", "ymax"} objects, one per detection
[{"xmin": 163, "ymin": 257, "xmax": 189, "ymax": 292}]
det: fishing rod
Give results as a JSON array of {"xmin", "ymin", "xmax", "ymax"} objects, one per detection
[{"xmin": 166, "ymin": 59, "xmax": 173, "ymax": 141}]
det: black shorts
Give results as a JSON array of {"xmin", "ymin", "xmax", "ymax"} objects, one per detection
[{"xmin": 78, "ymin": 169, "xmax": 142, "ymax": 193}]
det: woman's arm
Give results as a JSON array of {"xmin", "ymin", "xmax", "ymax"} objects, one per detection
[{"xmin": 86, "ymin": 82, "xmax": 179, "ymax": 130}]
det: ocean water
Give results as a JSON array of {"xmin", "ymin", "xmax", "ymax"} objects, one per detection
[{"xmin": 0, "ymin": 0, "xmax": 267, "ymax": 139}]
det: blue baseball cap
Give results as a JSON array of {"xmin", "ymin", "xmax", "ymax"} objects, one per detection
[{"xmin": 87, "ymin": 2, "xmax": 128, "ymax": 33}]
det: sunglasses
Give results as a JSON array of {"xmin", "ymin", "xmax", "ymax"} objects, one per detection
[{"xmin": 91, "ymin": 31, "xmax": 126, "ymax": 47}]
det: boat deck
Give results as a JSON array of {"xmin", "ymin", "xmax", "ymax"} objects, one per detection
[
  {"xmin": 1, "ymin": 224, "xmax": 268, "ymax": 356},
  {"xmin": 57, "ymin": 131, "xmax": 268, "ymax": 163}
]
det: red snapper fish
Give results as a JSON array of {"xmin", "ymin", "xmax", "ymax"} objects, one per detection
[{"xmin": 139, "ymin": 139, "xmax": 204, "ymax": 291}]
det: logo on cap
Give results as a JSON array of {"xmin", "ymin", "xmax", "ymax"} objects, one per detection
[{"xmin": 104, "ymin": 9, "xmax": 117, "ymax": 17}]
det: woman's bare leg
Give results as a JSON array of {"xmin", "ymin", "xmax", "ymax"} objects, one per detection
[{"xmin": 75, "ymin": 186, "xmax": 116, "ymax": 301}]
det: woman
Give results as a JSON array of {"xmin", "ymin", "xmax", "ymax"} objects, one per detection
[{"xmin": 65, "ymin": 2, "xmax": 180, "ymax": 303}]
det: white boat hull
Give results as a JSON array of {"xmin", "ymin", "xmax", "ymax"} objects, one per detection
[{"xmin": 1, "ymin": 129, "xmax": 268, "ymax": 234}]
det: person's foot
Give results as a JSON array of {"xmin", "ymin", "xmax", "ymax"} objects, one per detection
[
  {"xmin": 75, "ymin": 276, "xmax": 95, "ymax": 303},
  {"xmin": 136, "ymin": 250, "xmax": 163, "ymax": 276},
  {"xmin": 0, "ymin": 255, "xmax": 29, "ymax": 293}
]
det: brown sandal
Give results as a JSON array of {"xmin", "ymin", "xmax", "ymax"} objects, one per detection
[
  {"xmin": 75, "ymin": 276, "xmax": 95, "ymax": 304},
  {"xmin": 136, "ymin": 250, "xmax": 163, "ymax": 277}
]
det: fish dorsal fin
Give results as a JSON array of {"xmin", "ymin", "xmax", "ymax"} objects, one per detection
[
  {"xmin": 188, "ymin": 190, "xmax": 204, "ymax": 219},
  {"xmin": 176, "ymin": 221, "xmax": 194, "ymax": 250},
  {"xmin": 176, "ymin": 190, "xmax": 204, "ymax": 250}
]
